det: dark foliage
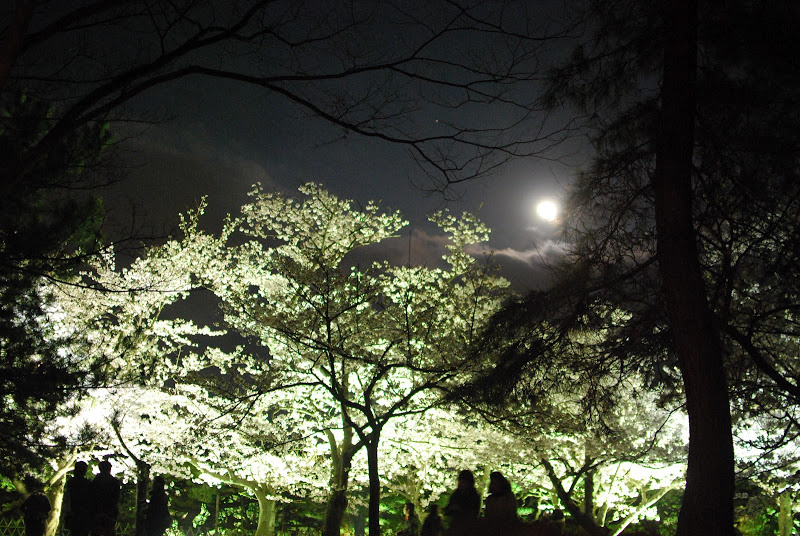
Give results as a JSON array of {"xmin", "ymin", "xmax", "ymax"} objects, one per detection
[
  {"xmin": 0, "ymin": 94, "xmax": 110, "ymax": 476},
  {"xmin": 467, "ymin": 0, "xmax": 800, "ymax": 447},
  {"xmin": 461, "ymin": 2, "xmax": 799, "ymax": 533}
]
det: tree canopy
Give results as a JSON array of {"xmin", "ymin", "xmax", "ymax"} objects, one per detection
[{"xmin": 464, "ymin": 1, "xmax": 800, "ymax": 534}]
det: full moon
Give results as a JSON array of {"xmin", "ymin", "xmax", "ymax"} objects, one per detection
[{"xmin": 536, "ymin": 200, "xmax": 558, "ymax": 222}]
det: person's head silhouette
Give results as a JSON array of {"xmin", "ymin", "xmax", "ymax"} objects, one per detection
[
  {"xmin": 456, "ymin": 469, "xmax": 475, "ymax": 489},
  {"xmin": 74, "ymin": 461, "xmax": 88, "ymax": 477},
  {"xmin": 98, "ymin": 460, "xmax": 112, "ymax": 475}
]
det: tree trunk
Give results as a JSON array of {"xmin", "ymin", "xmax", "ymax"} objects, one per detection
[
  {"xmin": 584, "ymin": 469, "xmax": 595, "ymax": 522},
  {"xmin": 44, "ymin": 453, "xmax": 79, "ymax": 536},
  {"xmin": 778, "ymin": 491, "xmax": 793, "ymax": 536},
  {"xmin": 134, "ymin": 462, "xmax": 151, "ymax": 536},
  {"xmin": 186, "ymin": 460, "xmax": 278, "ymax": 536},
  {"xmin": 654, "ymin": 1, "xmax": 735, "ymax": 535},
  {"xmin": 402, "ymin": 466, "xmax": 422, "ymax": 512},
  {"xmin": 366, "ymin": 435, "xmax": 381, "ymax": 536},
  {"xmin": 478, "ymin": 468, "xmax": 491, "ymax": 505},
  {"xmin": 322, "ymin": 427, "xmax": 356, "ymax": 536},
  {"xmin": 596, "ymin": 501, "xmax": 609, "ymax": 528},
  {"xmin": 214, "ymin": 492, "xmax": 220, "ymax": 535},
  {"xmin": 354, "ymin": 509, "xmax": 366, "ymax": 536},
  {"xmin": 540, "ymin": 459, "xmax": 605, "ymax": 536},
  {"xmin": 252, "ymin": 486, "xmax": 277, "ymax": 536},
  {"xmin": 324, "ymin": 488, "xmax": 349, "ymax": 536},
  {"xmin": 44, "ymin": 476, "xmax": 66, "ymax": 536},
  {"xmin": 111, "ymin": 414, "xmax": 151, "ymax": 536},
  {"xmin": 596, "ymin": 463, "xmax": 623, "ymax": 527}
]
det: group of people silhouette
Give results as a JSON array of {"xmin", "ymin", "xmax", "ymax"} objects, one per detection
[
  {"xmin": 398, "ymin": 470, "xmax": 565, "ymax": 536},
  {"xmin": 24, "ymin": 462, "xmax": 558, "ymax": 536},
  {"xmin": 21, "ymin": 460, "xmax": 171, "ymax": 536}
]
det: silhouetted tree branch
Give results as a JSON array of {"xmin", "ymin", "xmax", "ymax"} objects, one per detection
[{"xmin": 2, "ymin": 0, "xmax": 578, "ymax": 197}]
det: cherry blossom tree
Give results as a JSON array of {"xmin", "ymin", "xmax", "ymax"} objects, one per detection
[
  {"xmin": 186, "ymin": 183, "xmax": 510, "ymax": 536},
  {"xmin": 733, "ymin": 409, "xmax": 800, "ymax": 536},
  {"xmin": 50, "ymin": 208, "xmax": 223, "ymax": 388},
  {"xmin": 46, "ymin": 225, "xmax": 307, "ymax": 536},
  {"xmin": 462, "ymin": 298, "xmax": 691, "ymax": 534},
  {"xmin": 532, "ymin": 383, "xmax": 687, "ymax": 532},
  {"xmin": 379, "ymin": 406, "xmax": 538, "ymax": 509},
  {"xmin": 26, "ymin": 215, "xmax": 222, "ymax": 534},
  {"xmin": 59, "ymin": 381, "xmax": 331, "ymax": 536}
]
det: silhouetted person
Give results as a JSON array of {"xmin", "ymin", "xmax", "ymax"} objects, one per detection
[
  {"xmin": 89, "ymin": 460, "xmax": 121, "ymax": 536},
  {"xmin": 482, "ymin": 471, "xmax": 520, "ymax": 533},
  {"xmin": 64, "ymin": 461, "xmax": 92, "ymax": 536},
  {"xmin": 443, "ymin": 470, "xmax": 480, "ymax": 536},
  {"xmin": 143, "ymin": 476, "xmax": 171, "ymax": 536},
  {"xmin": 21, "ymin": 483, "xmax": 51, "ymax": 536},
  {"xmin": 398, "ymin": 502, "xmax": 420, "ymax": 536},
  {"xmin": 420, "ymin": 504, "xmax": 444, "ymax": 536}
]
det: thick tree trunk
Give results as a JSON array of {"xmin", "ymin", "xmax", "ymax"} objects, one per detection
[
  {"xmin": 44, "ymin": 476, "xmax": 65, "ymax": 536},
  {"xmin": 654, "ymin": 1, "xmax": 735, "ymax": 535},
  {"xmin": 252, "ymin": 486, "xmax": 277, "ymax": 536},
  {"xmin": 366, "ymin": 436, "xmax": 381, "ymax": 536},
  {"xmin": 323, "ymin": 488, "xmax": 349, "ymax": 536},
  {"xmin": 322, "ymin": 427, "xmax": 356, "ymax": 536},
  {"xmin": 44, "ymin": 453, "xmax": 79, "ymax": 536}
]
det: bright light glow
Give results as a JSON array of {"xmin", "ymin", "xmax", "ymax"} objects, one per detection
[{"xmin": 536, "ymin": 200, "xmax": 558, "ymax": 222}]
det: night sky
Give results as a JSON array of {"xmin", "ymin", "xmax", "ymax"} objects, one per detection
[
  {"xmin": 103, "ymin": 78, "xmax": 575, "ymax": 292},
  {"xmin": 49, "ymin": 0, "xmax": 585, "ymax": 292}
]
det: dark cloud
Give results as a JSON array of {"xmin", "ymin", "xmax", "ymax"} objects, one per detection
[
  {"xmin": 102, "ymin": 90, "xmax": 575, "ymax": 292},
  {"xmin": 103, "ymin": 126, "xmax": 277, "ymax": 235}
]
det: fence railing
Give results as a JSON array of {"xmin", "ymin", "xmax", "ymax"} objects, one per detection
[
  {"xmin": 0, "ymin": 520, "xmax": 136, "ymax": 536},
  {"xmin": 0, "ymin": 518, "xmax": 23, "ymax": 536}
]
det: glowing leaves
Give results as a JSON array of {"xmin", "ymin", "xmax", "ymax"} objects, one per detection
[
  {"xmin": 430, "ymin": 209, "xmax": 491, "ymax": 272},
  {"xmin": 240, "ymin": 182, "xmax": 408, "ymax": 267},
  {"xmin": 213, "ymin": 182, "xmax": 513, "ymax": 394},
  {"xmin": 47, "ymin": 207, "xmax": 227, "ymax": 388},
  {"xmin": 166, "ymin": 182, "xmax": 515, "ymax": 527}
]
